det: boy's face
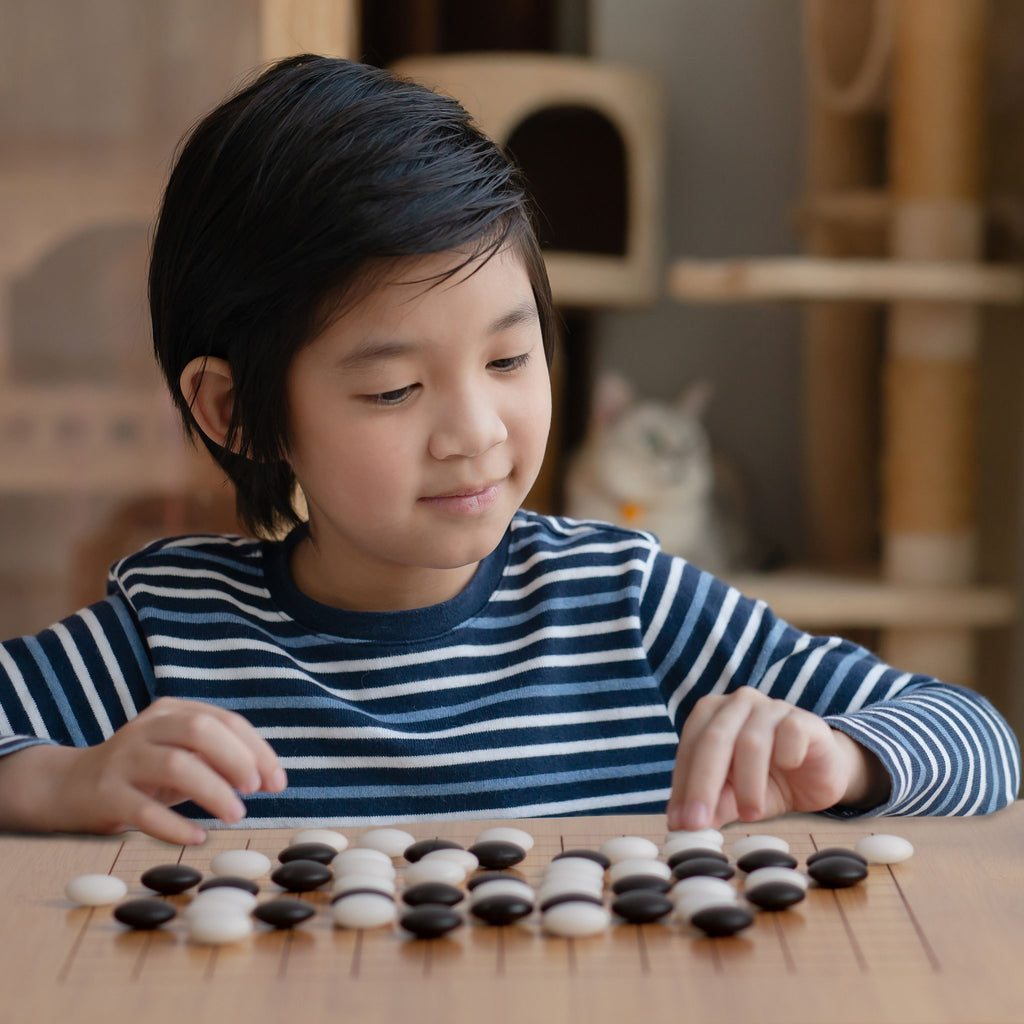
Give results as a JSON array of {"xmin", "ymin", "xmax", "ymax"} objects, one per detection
[{"xmin": 285, "ymin": 247, "xmax": 552, "ymax": 611}]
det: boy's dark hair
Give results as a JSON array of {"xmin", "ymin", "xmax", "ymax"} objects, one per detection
[{"xmin": 149, "ymin": 54, "xmax": 556, "ymax": 538}]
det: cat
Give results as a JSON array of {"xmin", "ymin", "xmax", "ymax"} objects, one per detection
[{"xmin": 564, "ymin": 373, "xmax": 752, "ymax": 576}]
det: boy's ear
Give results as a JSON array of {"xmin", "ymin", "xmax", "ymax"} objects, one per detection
[{"xmin": 179, "ymin": 356, "xmax": 236, "ymax": 450}]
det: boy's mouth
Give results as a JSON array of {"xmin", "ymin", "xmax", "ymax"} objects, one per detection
[{"xmin": 419, "ymin": 480, "xmax": 504, "ymax": 515}]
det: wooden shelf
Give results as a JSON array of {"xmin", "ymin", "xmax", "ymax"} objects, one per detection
[
  {"xmin": 668, "ymin": 256, "xmax": 1024, "ymax": 304},
  {"xmin": 723, "ymin": 568, "xmax": 1016, "ymax": 630}
]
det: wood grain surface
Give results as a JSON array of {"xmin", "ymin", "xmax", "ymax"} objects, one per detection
[{"xmin": 1, "ymin": 807, "xmax": 1021, "ymax": 1024}]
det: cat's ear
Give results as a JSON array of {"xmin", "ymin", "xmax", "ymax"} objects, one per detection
[
  {"xmin": 677, "ymin": 379, "xmax": 714, "ymax": 420},
  {"xmin": 591, "ymin": 373, "xmax": 634, "ymax": 428}
]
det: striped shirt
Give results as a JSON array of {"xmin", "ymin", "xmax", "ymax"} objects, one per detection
[{"xmin": 0, "ymin": 512, "xmax": 1018, "ymax": 826}]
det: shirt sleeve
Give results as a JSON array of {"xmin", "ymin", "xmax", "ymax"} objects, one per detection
[
  {"xmin": 639, "ymin": 549, "xmax": 1022, "ymax": 816},
  {"xmin": 0, "ymin": 595, "xmax": 156, "ymax": 757}
]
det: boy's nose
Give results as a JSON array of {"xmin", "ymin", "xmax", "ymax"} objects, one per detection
[{"xmin": 428, "ymin": 390, "xmax": 508, "ymax": 460}]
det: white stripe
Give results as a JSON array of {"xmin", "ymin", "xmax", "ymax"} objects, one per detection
[
  {"xmin": 843, "ymin": 663, "xmax": 889, "ymax": 713},
  {"xmin": 121, "ymin": 565, "xmax": 270, "ymax": 598},
  {"xmin": 153, "ymin": 647, "xmax": 649, "ymax": 701},
  {"xmin": 504, "ymin": 538, "xmax": 646, "ymax": 576},
  {"xmin": 280, "ymin": 731, "xmax": 677, "ymax": 770},
  {"xmin": 259, "ymin": 704, "xmax": 672, "ymax": 742},
  {"xmin": 0, "ymin": 646, "xmax": 48, "ymax": 738},
  {"xmin": 754, "ymin": 633, "xmax": 814, "ymax": 693},
  {"xmin": 777, "ymin": 637, "xmax": 843, "ymax": 706},
  {"xmin": 148, "ymin": 616, "xmax": 641, "ymax": 673},
  {"xmin": 124, "ymin": 584, "xmax": 290, "ymax": 622},
  {"xmin": 708, "ymin": 599, "xmax": 767, "ymax": 696},
  {"xmin": 493, "ymin": 560, "xmax": 649, "ymax": 601},
  {"xmin": 641, "ymin": 556, "xmax": 683, "ymax": 651},
  {"xmin": 199, "ymin": 788, "xmax": 675, "ymax": 829},
  {"xmin": 666, "ymin": 587, "xmax": 741, "ymax": 720},
  {"xmin": 80, "ymin": 608, "xmax": 138, "ymax": 722},
  {"xmin": 883, "ymin": 671, "xmax": 915, "ymax": 701},
  {"xmin": 829, "ymin": 717, "xmax": 914, "ymax": 806},
  {"xmin": 52, "ymin": 623, "xmax": 115, "ymax": 739}
]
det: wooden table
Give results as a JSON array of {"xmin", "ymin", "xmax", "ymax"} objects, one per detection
[{"xmin": 1, "ymin": 806, "xmax": 1022, "ymax": 1024}]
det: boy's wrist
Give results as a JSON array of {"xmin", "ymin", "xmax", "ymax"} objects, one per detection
[
  {"xmin": 0, "ymin": 744, "xmax": 83, "ymax": 834},
  {"xmin": 832, "ymin": 729, "xmax": 891, "ymax": 811}
]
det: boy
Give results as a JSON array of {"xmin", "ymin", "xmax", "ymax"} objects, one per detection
[{"xmin": 0, "ymin": 56, "xmax": 1017, "ymax": 845}]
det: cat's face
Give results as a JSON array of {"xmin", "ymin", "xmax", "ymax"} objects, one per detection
[{"xmin": 595, "ymin": 402, "xmax": 713, "ymax": 502}]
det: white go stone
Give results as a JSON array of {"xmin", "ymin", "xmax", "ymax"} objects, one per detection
[
  {"xmin": 730, "ymin": 834, "xmax": 790, "ymax": 859},
  {"xmin": 664, "ymin": 827, "xmax": 724, "ymax": 849},
  {"xmin": 403, "ymin": 855, "xmax": 466, "ymax": 887},
  {"xmin": 474, "ymin": 826, "xmax": 535, "ymax": 852},
  {"xmin": 332, "ymin": 873, "xmax": 396, "ymax": 897},
  {"xmin": 355, "ymin": 828, "xmax": 416, "ymax": 859},
  {"xmin": 209, "ymin": 849, "xmax": 272, "ymax": 880},
  {"xmin": 187, "ymin": 909, "xmax": 254, "ymax": 945},
  {"xmin": 537, "ymin": 877, "xmax": 604, "ymax": 901},
  {"xmin": 331, "ymin": 892, "xmax": 397, "ymax": 929},
  {"xmin": 332, "ymin": 848, "xmax": 397, "ymax": 878},
  {"xmin": 65, "ymin": 874, "xmax": 128, "ymax": 907},
  {"xmin": 291, "ymin": 828, "xmax": 349, "ymax": 852},
  {"xmin": 599, "ymin": 836, "xmax": 659, "ymax": 863},
  {"xmin": 608, "ymin": 858, "xmax": 672, "ymax": 884},
  {"xmin": 469, "ymin": 878, "xmax": 535, "ymax": 905},
  {"xmin": 742, "ymin": 866, "xmax": 809, "ymax": 893},
  {"xmin": 670, "ymin": 875, "xmax": 737, "ymax": 905},
  {"xmin": 420, "ymin": 847, "xmax": 479, "ymax": 873},
  {"xmin": 544, "ymin": 857, "xmax": 606, "ymax": 879},
  {"xmin": 855, "ymin": 834, "xmax": 914, "ymax": 864},
  {"xmin": 184, "ymin": 888, "xmax": 259, "ymax": 915},
  {"xmin": 542, "ymin": 901, "xmax": 611, "ymax": 937}
]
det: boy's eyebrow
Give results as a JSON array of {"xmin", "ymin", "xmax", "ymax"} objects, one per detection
[
  {"xmin": 488, "ymin": 300, "xmax": 540, "ymax": 334},
  {"xmin": 338, "ymin": 301, "xmax": 540, "ymax": 370}
]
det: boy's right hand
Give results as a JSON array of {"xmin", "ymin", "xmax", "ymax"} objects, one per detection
[{"xmin": 0, "ymin": 697, "xmax": 287, "ymax": 845}]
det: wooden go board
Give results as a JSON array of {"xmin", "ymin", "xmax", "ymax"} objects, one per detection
[{"xmin": 0, "ymin": 807, "xmax": 1021, "ymax": 1024}]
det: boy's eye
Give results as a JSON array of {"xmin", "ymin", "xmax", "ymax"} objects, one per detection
[
  {"xmin": 489, "ymin": 352, "xmax": 531, "ymax": 372},
  {"xmin": 368, "ymin": 384, "xmax": 418, "ymax": 407}
]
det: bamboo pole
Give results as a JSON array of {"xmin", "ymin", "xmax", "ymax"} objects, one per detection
[{"xmin": 880, "ymin": 0, "xmax": 988, "ymax": 683}]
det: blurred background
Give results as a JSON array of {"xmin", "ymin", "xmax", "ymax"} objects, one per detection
[{"xmin": 1, "ymin": 0, "xmax": 1023, "ymax": 739}]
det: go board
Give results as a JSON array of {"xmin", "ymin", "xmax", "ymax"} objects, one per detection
[{"xmin": 1, "ymin": 808, "xmax": 1022, "ymax": 1024}]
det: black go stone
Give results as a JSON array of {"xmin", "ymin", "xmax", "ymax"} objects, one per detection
[
  {"xmin": 611, "ymin": 874, "xmax": 672, "ymax": 896},
  {"xmin": 612, "ymin": 890, "xmax": 673, "ymax": 924},
  {"xmin": 672, "ymin": 857, "xmax": 735, "ymax": 882},
  {"xmin": 400, "ymin": 903, "xmax": 463, "ymax": 939},
  {"xmin": 553, "ymin": 849, "xmax": 611, "ymax": 870},
  {"xmin": 745, "ymin": 881, "xmax": 807, "ymax": 911},
  {"xmin": 404, "ymin": 839, "xmax": 463, "ymax": 863},
  {"xmin": 140, "ymin": 864, "xmax": 202, "ymax": 895},
  {"xmin": 198, "ymin": 875, "xmax": 260, "ymax": 895},
  {"xmin": 468, "ymin": 840, "xmax": 527, "ymax": 870},
  {"xmin": 271, "ymin": 859, "xmax": 333, "ymax": 892},
  {"xmin": 737, "ymin": 849, "xmax": 799, "ymax": 873},
  {"xmin": 539, "ymin": 892, "xmax": 605, "ymax": 913},
  {"xmin": 113, "ymin": 898, "xmax": 177, "ymax": 930},
  {"xmin": 666, "ymin": 848, "xmax": 729, "ymax": 870},
  {"xmin": 278, "ymin": 842, "xmax": 338, "ymax": 865},
  {"xmin": 470, "ymin": 894, "xmax": 534, "ymax": 926},
  {"xmin": 467, "ymin": 871, "xmax": 520, "ymax": 891},
  {"xmin": 807, "ymin": 854, "xmax": 869, "ymax": 889},
  {"xmin": 402, "ymin": 882, "xmax": 465, "ymax": 907},
  {"xmin": 806, "ymin": 847, "xmax": 867, "ymax": 868},
  {"xmin": 253, "ymin": 898, "xmax": 317, "ymax": 929},
  {"xmin": 690, "ymin": 904, "xmax": 754, "ymax": 937}
]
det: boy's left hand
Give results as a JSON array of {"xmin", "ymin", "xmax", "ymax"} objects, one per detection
[{"xmin": 666, "ymin": 686, "xmax": 889, "ymax": 831}]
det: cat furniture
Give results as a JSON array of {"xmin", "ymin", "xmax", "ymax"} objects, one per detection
[{"xmin": 670, "ymin": 0, "xmax": 1022, "ymax": 689}]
